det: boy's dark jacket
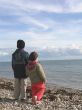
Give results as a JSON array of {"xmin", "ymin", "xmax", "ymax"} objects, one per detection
[{"xmin": 12, "ymin": 49, "xmax": 29, "ymax": 78}]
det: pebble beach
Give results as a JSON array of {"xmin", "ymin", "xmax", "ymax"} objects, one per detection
[{"xmin": 0, "ymin": 78, "xmax": 82, "ymax": 110}]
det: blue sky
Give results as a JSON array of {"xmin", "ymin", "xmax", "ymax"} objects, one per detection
[{"xmin": 0, "ymin": 0, "xmax": 82, "ymax": 60}]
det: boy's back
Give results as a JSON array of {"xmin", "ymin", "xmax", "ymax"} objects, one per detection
[{"xmin": 12, "ymin": 49, "xmax": 29, "ymax": 78}]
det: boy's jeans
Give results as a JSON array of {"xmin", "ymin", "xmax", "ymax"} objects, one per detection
[{"xmin": 14, "ymin": 78, "xmax": 27, "ymax": 99}]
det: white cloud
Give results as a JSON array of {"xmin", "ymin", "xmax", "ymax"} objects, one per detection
[
  {"xmin": 19, "ymin": 1, "xmax": 63, "ymax": 13},
  {"xmin": 66, "ymin": 44, "xmax": 82, "ymax": 54},
  {"xmin": 25, "ymin": 2, "xmax": 63, "ymax": 13},
  {"xmin": 67, "ymin": 44, "xmax": 81, "ymax": 49},
  {"xmin": 1, "ymin": 0, "xmax": 82, "ymax": 14},
  {"xmin": 0, "ymin": 51, "xmax": 9, "ymax": 56},
  {"xmin": 41, "ymin": 44, "xmax": 82, "ymax": 56},
  {"xmin": 0, "ymin": 0, "xmax": 82, "ymax": 61},
  {"xmin": 0, "ymin": 45, "xmax": 82, "ymax": 61},
  {"xmin": 19, "ymin": 16, "xmax": 49, "ymax": 30},
  {"xmin": 65, "ymin": 0, "xmax": 82, "ymax": 12}
]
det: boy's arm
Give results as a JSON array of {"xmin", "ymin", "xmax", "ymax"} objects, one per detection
[{"xmin": 25, "ymin": 52, "xmax": 29, "ymax": 65}]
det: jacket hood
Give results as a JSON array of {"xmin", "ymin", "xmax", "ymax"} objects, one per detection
[{"xmin": 27, "ymin": 61, "xmax": 37, "ymax": 70}]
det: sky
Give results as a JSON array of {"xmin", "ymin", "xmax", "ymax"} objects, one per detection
[{"xmin": 0, "ymin": 0, "xmax": 82, "ymax": 60}]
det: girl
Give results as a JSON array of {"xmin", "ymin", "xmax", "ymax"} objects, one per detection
[{"xmin": 26, "ymin": 52, "xmax": 46, "ymax": 104}]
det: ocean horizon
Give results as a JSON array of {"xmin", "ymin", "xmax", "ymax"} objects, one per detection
[{"xmin": 0, "ymin": 59, "xmax": 82, "ymax": 90}]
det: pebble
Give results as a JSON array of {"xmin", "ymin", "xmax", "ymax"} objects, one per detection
[{"xmin": 1, "ymin": 78, "xmax": 82, "ymax": 110}]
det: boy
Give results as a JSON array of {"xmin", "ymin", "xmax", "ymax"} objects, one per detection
[{"xmin": 12, "ymin": 39, "xmax": 29, "ymax": 100}]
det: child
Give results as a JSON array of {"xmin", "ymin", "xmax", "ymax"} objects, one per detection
[
  {"xmin": 12, "ymin": 39, "xmax": 29, "ymax": 100},
  {"xmin": 26, "ymin": 51, "xmax": 46, "ymax": 104}
]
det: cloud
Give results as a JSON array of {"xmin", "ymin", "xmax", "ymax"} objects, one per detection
[
  {"xmin": 0, "ymin": 0, "xmax": 82, "ymax": 55},
  {"xmin": 19, "ymin": 16, "xmax": 49, "ymax": 30},
  {"xmin": 0, "ymin": 0, "xmax": 63, "ymax": 13},
  {"xmin": 40, "ymin": 44, "xmax": 82, "ymax": 58},
  {"xmin": 65, "ymin": 0, "xmax": 82, "ymax": 12},
  {"xmin": 20, "ymin": 0, "xmax": 82, "ymax": 13},
  {"xmin": 0, "ymin": 0, "xmax": 82, "ymax": 33},
  {"xmin": 26, "ymin": 2, "xmax": 63, "ymax": 13},
  {"xmin": 0, "ymin": 51, "xmax": 9, "ymax": 56},
  {"xmin": 0, "ymin": 44, "xmax": 82, "ymax": 61},
  {"xmin": 0, "ymin": 0, "xmax": 82, "ymax": 15}
]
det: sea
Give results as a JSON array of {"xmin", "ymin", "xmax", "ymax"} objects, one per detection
[{"xmin": 0, "ymin": 59, "xmax": 82, "ymax": 90}]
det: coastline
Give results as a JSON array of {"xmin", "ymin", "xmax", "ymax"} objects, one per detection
[{"xmin": 0, "ymin": 77, "xmax": 82, "ymax": 110}]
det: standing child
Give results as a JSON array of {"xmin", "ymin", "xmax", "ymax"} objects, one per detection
[
  {"xmin": 26, "ymin": 51, "xmax": 46, "ymax": 105},
  {"xmin": 12, "ymin": 39, "xmax": 29, "ymax": 100}
]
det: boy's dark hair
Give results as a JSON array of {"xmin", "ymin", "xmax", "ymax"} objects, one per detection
[
  {"xmin": 17, "ymin": 40, "xmax": 25, "ymax": 49},
  {"xmin": 29, "ymin": 52, "xmax": 38, "ymax": 61}
]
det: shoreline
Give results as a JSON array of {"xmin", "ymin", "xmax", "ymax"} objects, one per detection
[
  {"xmin": 0, "ymin": 77, "xmax": 82, "ymax": 110},
  {"xmin": 1, "ymin": 76, "xmax": 82, "ymax": 90}
]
